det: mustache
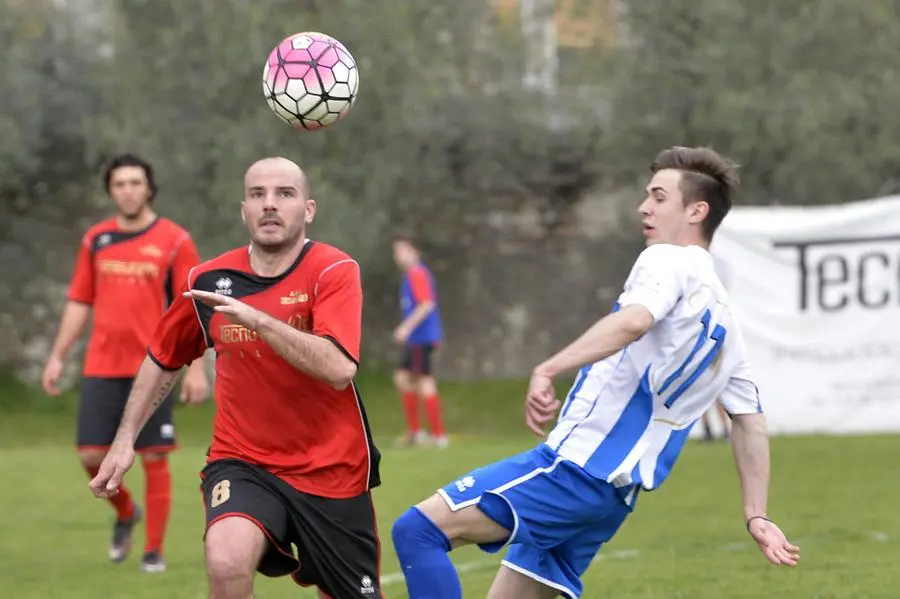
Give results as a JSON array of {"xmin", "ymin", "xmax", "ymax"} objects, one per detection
[{"xmin": 258, "ymin": 214, "xmax": 284, "ymax": 226}]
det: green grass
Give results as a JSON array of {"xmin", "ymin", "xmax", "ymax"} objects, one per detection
[{"xmin": 1, "ymin": 371, "xmax": 898, "ymax": 598}]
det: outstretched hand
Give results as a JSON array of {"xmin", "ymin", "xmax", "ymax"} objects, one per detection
[
  {"xmin": 748, "ymin": 517, "xmax": 800, "ymax": 567},
  {"xmin": 185, "ymin": 290, "xmax": 265, "ymax": 330}
]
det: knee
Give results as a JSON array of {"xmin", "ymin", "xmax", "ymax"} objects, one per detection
[
  {"xmin": 417, "ymin": 376, "xmax": 437, "ymax": 397},
  {"xmin": 205, "ymin": 541, "xmax": 254, "ymax": 587},
  {"xmin": 141, "ymin": 452, "xmax": 167, "ymax": 464},
  {"xmin": 205, "ymin": 520, "xmax": 262, "ymax": 587},
  {"xmin": 393, "ymin": 369, "xmax": 413, "ymax": 392},
  {"xmin": 392, "ymin": 507, "xmax": 445, "ymax": 558},
  {"xmin": 78, "ymin": 449, "xmax": 107, "ymax": 469}
]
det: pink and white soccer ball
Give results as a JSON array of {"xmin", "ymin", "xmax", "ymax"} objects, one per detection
[{"xmin": 263, "ymin": 32, "xmax": 359, "ymax": 131}]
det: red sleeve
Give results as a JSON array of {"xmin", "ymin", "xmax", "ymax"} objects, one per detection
[
  {"xmin": 147, "ymin": 282, "xmax": 207, "ymax": 370},
  {"xmin": 170, "ymin": 233, "xmax": 201, "ymax": 293},
  {"xmin": 312, "ymin": 259, "xmax": 362, "ymax": 363},
  {"xmin": 408, "ymin": 267, "xmax": 434, "ymax": 303},
  {"xmin": 67, "ymin": 235, "xmax": 95, "ymax": 304}
]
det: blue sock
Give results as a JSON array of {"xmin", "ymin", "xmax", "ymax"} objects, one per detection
[{"xmin": 391, "ymin": 507, "xmax": 462, "ymax": 599}]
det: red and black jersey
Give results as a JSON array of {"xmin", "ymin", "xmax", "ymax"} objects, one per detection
[
  {"xmin": 147, "ymin": 240, "xmax": 380, "ymax": 498},
  {"xmin": 68, "ymin": 217, "xmax": 200, "ymax": 378}
]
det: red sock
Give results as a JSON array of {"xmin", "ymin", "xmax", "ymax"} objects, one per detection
[
  {"xmin": 401, "ymin": 391, "xmax": 420, "ymax": 434},
  {"xmin": 86, "ymin": 465, "xmax": 134, "ymax": 521},
  {"xmin": 424, "ymin": 394, "xmax": 445, "ymax": 437},
  {"xmin": 143, "ymin": 458, "xmax": 172, "ymax": 554}
]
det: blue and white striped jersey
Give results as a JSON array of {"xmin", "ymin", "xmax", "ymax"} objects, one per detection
[{"xmin": 546, "ymin": 244, "xmax": 762, "ymax": 493}]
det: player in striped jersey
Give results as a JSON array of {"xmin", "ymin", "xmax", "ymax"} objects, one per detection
[{"xmin": 392, "ymin": 146, "xmax": 800, "ymax": 599}]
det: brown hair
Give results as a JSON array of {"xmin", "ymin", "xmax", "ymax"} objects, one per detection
[{"xmin": 650, "ymin": 146, "xmax": 740, "ymax": 240}]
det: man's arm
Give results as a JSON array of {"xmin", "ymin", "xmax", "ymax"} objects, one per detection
[
  {"xmin": 113, "ymin": 356, "xmax": 182, "ymax": 446},
  {"xmin": 399, "ymin": 300, "xmax": 435, "ymax": 333},
  {"xmin": 48, "ymin": 301, "xmax": 91, "ymax": 361},
  {"xmin": 533, "ymin": 305, "xmax": 654, "ymax": 378},
  {"xmin": 730, "ymin": 412, "xmax": 770, "ymax": 521},
  {"xmin": 255, "ymin": 316, "xmax": 356, "ymax": 390}
]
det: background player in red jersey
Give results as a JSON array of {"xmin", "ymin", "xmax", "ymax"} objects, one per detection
[
  {"xmin": 41, "ymin": 153, "xmax": 210, "ymax": 572},
  {"xmin": 89, "ymin": 157, "xmax": 382, "ymax": 599},
  {"xmin": 392, "ymin": 233, "xmax": 448, "ymax": 448}
]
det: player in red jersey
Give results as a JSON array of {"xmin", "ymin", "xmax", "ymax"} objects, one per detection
[
  {"xmin": 42, "ymin": 153, "xmax": 209, "ymax": 572},
  {"xmin": 89, "ymin": 157, "xmax": 382, "ymax": 599}
]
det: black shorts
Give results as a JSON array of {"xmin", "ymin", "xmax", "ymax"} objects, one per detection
[
  {"xmin": 400, "ymin": 343, "xmax": 436, "ymax": 375},
  {"xmin": 200, "ymin": 459, "xmax": 381, "ymax": 597},
  {"xmin": 77, "ymin": 377, "xmax": 177, "ymax": 452}
]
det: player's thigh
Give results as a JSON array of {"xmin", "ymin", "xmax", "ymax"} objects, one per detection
[
  {"xmin": 200, "ymin": 459, "xmax": 298, "ymax": 578},
  {"xmin": 487, "ymin": 565, "xmax": 560, "ymax": 599},
  {"xmin": 498, "ymin": 499, "xmax": 632, "ymax": 599},
  {"xmin": 134, "ymin": 389, "xmax": 177, "ymax": 452},
  {"xmin": 416, "ymin": 493, "xmax": 510, "ymax": 549},
  {"xmin": 438, "ymin": 444, "xmax": 630, "ymax": 552},
  {"xmin": 205, "ymin": 516, "xmax": 269, "ymax": 578},
  {"xmin": 77, "ymin": 377, "xmax": 130, "ymax": 452},
  {"xmin": 286, "ymin": 490, "xmax": 382, "ymax": 599}
]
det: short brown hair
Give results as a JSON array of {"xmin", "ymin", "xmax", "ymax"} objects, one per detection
[
  {"xmin": 392, "ymin": 231, "xmax": 418, "ymax": 248},
  {"xmin": 650, "ymin": 146, "xmax": 740, "ymax": 240}
]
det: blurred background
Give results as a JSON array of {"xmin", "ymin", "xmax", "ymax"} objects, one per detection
[
  {"xmin": 5, "ymin": 0, "xmax": 900, "ymax": 382},
  {"xmin": 2, "ymin": 1, "xmax": 900, "ymax": 597}
]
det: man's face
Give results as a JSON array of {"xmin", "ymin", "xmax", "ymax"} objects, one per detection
[
  {"xmin": 638, "ymin": 168, "xmax": 706, "ymax": 246},
  {"xmin": 392, "ymin": 240, "xmax": 418, "ymax": 269},
  {"xmin": 109, "ymin": 166, "xmax": 152, "ymax": 220},
  {"xmin": 241, "ymin": 161, "xmax": 314, "ymax": 252}
]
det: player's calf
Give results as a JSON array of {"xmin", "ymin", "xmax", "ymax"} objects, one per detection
[
  {"xmin": 392, "ymin": 494, "xmax": 510, "ymax": 599},
  {"xmin": 205, "ymin": 517, "xmax": 268, "ymax": 599}
]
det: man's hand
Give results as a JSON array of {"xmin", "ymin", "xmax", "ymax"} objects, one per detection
[
  {"xmin": 89, "ymin": 442, "xmax": 136, "ymax": 498},
  {"xmin": 180, "ymin": 363, "xmax": 210, "ymax": 405},
  {"xmin": 525, "ymin": 371, "xmax": 560, "ymax": 437},
  {"xmin": 42, "ymin": 355, "xmax": 65, "ymax": 396},
  {"xmin": 186, "ymin": 290, "xmax": 264, "ymax": 330},
  {"xmin": 747, "ymin": 517, "xmax": 800, "ymax": 567},
  {"xmin": 393, "ymin": 324, "xmax": 411, "ymax": 345}
]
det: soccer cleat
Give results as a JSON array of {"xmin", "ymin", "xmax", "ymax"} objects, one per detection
[
  {"xmin": 140, "ymin": 551, "xmax": 167, "ymax": 573},
  {"xmin": 433, "ymin": 435, "xmax": 450, "ymax": 449},
  {"xmin": 109, "ymin": 504, "xmax": 142, "ymax": 563}
]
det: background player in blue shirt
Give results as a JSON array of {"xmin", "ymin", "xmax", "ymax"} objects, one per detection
[
  {"xmin": 391, "ymin": 147, "xmax": 799, "ymax": 599},
  {"xmin": 392, "ymin": 233, "xmax": 448, "ymax": 448}
]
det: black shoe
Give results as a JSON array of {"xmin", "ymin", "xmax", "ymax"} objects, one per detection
[
  {"xmin": 140, "ymin": 550, "xmax": 167, "ymax": 573},
  {"xmin": 109, "ymin": 504, "xmax": 142, "ymax": 563}
]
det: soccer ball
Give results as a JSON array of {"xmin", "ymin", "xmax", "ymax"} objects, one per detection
[{"xmin": 263, "ymin": 32, "xmax": 359, "ymax": 131}]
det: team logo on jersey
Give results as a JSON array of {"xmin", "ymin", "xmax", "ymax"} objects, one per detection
[
  {"xmin": 139, "ymin": 244, "xmax": 163, "ymax": 258},
  {"xmin": 97, "ymin": 233, "xmax": 111, "ymax": 247},
  {"xmin": 280, "ymin": 290, "xmax": 309, "ymax": 305},
  {"xmin": 215, "ymin": 277, "xmax": 233, "ymax": 295}
]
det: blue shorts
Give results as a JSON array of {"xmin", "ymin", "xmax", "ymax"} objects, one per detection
[{"xmin": 437, "ymin": 444, "xmax": 634, "ymax": 599}]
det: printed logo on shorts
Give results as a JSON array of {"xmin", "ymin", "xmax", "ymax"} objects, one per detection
[
  {"xmin": 160, "ymin": 424, "xmax": 175, "ymax": 439},
  {"xmin": 360, "ymin": 575, "xmax": 375, "ymax": 595},
  {"xmin": 454, "ymin": 475, "xmax": 475, "ymax": 493}
]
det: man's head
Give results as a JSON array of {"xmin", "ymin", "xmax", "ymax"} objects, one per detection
[
  {"xmin": 639, "ymin": 146, "xmax": 740, "ymax": 247},
  {"xmin": 241, "ymin": 157, "xmax": 314, "ymax": 253},
  {"xmin": 392, "ymin": 233, "xmax": 420, "ymax": 270},
  {"xmin": 104, "ymin": 153, "xmax": 157, "ymax": 220}
]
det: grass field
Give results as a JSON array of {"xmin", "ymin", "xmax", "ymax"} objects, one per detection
[{"xmin": 1, "ymin": 371, "xmax": 898, "ymax": 598}]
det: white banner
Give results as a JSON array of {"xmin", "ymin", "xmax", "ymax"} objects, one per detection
[{"xmin": 710, "ymin": 195, "xmax": 900, "ymax": 435}]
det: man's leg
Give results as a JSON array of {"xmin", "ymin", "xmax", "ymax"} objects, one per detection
[
  {"xmin": 205, "ymin": 517, "xmax": 268, "ymax": 599},
  {"xmin": 394, "ymin": 363, "xmax": 424, "ymax": 446},
  {"xmin": 487, "ymin": 567, "xmax": 560, "ymax": 599},
  {"xmin": 392, "ymin": 445, "xmax": 631, "ymax": 599},
  {"xmin": 200, "ymin": 460, "xmax": 298, "ymax": 598},
  {"xmin": 77, "ymin": 377, "xmax": 141, "ymax": 563},
  {"xmin": 134, "ymin": 389, "xmax": 178, "ymax": 572},
  {"xmin": 417, "ymin": 375, "xmax": 447, "ymax": 447}
]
